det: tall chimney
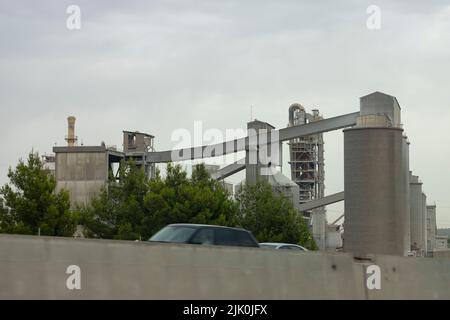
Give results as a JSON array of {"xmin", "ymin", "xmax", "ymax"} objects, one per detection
[{"xmin": 66, "ymin": 116, "xmax": 78, "ymax": 147}]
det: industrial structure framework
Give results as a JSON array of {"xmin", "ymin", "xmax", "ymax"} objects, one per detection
[
  {"xmin": 287, "ymin": 104, "xmax": 327, "ymax": 249},
  {"xmin": 48, "ymin": 91, "xmax": 447, "ymax": 257},
  {"xmin": 51, "ymin": 117, "xmax": 157, "ymax": 207},
  {"xmin": 287, "ymin": 104, "xmax": 325, "ymax": 209}
]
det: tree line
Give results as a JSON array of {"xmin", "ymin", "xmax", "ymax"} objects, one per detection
[{"xmin": 0, "ymin": 152, "xmax": 317, "ymax": 249}]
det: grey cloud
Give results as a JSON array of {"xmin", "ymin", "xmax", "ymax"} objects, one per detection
[{"xmin": 0, "ymin": 0, "xmax": 449, "ymax": 226}]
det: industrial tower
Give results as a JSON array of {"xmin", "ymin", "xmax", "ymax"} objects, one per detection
[
  {"xmin": 288, "ymin": 104, "xmax": 327, "ymax": 250},
  {"xmin": 287, "ymin": 104, "xmax": 325, "ymax": 213}
]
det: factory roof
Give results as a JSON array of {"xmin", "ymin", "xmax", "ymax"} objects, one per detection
[
  {"xmin": 123, "ymin": 130, "xmax": 154, "ymax": 138},
  {"xmin": 248, "ymin": 119, "xmax": 275, "ymax": 129},
  {"xmin": 360, "ymin": 91, "xmax": 401, "ymax": 110},
  {"xmin": 266, "ymin": 171, "xmax": 298, "ymax": 187},
  {"xmin": 53, "ymin": 146, "xmax": 125, "ymax": 157},
  {"xmin": 53, "ymin": 146, "xmax": 107, "ymax": 153}
]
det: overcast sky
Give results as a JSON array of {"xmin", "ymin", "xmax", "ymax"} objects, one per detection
[{"xmin": 1, "ymin": 0, "xmax": 449, "ymax": 227}]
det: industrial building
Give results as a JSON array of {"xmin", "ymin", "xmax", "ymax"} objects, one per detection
[
  {"xmin": 235, "ymin": 119, "xmax": 301, "ymax": 211},
  {"xmin": 53, "ymin": 117, "xmax": 156, "ymax": 208},
  {"xmin": 203, "ymin": 164, "xmax": 234, "ymax": 195},
  {"xmin": 436, "ymin": 235, "xmax": 449, "ymax": 250},
  {"xmin": 287, "ymin": 104, "xmax": 324, "ymax": 210},
  {"xmin": 47, "ymin": 92, "xmax": 448, "ymax": 258},
  {"xmin": 343, "ymin": 92, "xmax": 408, "ymax": 256},
  {"xmin": 287, "ymin": 104, "xmax": 327, "ymax": 249},
  {"xmin": 42, "ymin": 154, "xmax": 55, "ymax": 174},
  {"xmin": 342, "ymin": 92, "xmax": 442, "ymax": 257}
]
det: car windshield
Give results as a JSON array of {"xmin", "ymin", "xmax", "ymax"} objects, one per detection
[{"xmin": 149, "ymin": 226, "xmax": 197, "ymax": 243}]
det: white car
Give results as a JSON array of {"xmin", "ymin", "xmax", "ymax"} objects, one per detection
[
  {"xmin": 259, "ymin": 242, "xmax": 309, "ymax": 251},
  {"xmin": 407, "ymin": 251, "xmax": 416, "ymax": 257}
]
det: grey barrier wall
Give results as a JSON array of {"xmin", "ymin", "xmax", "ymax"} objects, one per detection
[
  {"xmin": 432, "ymin": 250, "xmax": 450, "ymax": 259},
  {"xmin": 0, "ymin": 234, "xmax": 449, "ymax": 300}
]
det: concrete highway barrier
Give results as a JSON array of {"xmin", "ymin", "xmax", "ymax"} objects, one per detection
[{"xmin": 0, "ymin": 234, "xmax": 449, "ymax": 299}]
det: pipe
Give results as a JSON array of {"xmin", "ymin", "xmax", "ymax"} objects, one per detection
[{"xmin": 288, "ymin": 103, "xmax": 305, "ymax": 126}]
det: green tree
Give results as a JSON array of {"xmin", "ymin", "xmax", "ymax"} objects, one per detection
[
  {"xmin": 79, "ymin": 160, "xmax": 150, "ymax": 240},
  {"xmin": 143, "ymin": 163, "xmax": 238, "ymax": 236},
  {"xmin": 235, "ymin": 180, "xmax": 317, "ymax": 250},
  {"xmin": 0, "ymin": 152, "xmax": 76, "ymax": 236},
  {"xmin": 79, "ymin": 162, "xmax": 238, "ymax": 240},
  {"xmin": 79, "ymin": 161, "xmax": 315, "ymax": 247}
]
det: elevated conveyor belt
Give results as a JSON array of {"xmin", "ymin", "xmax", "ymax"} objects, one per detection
[
  {"xmin": 298, "ymin": 191, "xmax": 345, "ymax": 212},
  {"xmin": 148, "ymin": 112, "xmax": 359, "ymax": 163},
  {"xmin": 211, "ymin": 159, "xmax": 246, "ymax": 181}
]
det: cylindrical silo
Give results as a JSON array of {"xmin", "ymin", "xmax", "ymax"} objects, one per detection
[
  {"xmin": 426, "ymin": 205, "xmax": 437, "ymax": 252},
  {"xmin": 344, "ymin": 127, "xmax": 405, "ymax": 256},
  {"xmin": 409, "ymin": 174, "xmax": 423, "ymax": 252},
  {"xmin": 421, "ymin": 192, "xmax": 427, "ymax": 253},
  {"xmin": 400, "ymin": 136, "xmax": 411, "ymax": 255}
]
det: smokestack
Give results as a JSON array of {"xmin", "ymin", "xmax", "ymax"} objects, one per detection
[{"xmin": 66, "ymin": 116, "xmax": 78, "ymax": 147}]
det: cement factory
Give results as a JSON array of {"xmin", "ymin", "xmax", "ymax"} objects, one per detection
[
  {"xmin": 44, "ymin": 91, "xmax": 447, "ymax": 258},
  {"xmin": 2, "ymin": 90, "xmax": 450, "ymax": 300}
]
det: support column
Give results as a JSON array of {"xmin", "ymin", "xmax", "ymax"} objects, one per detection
[
  {"xmin": 312, "ymin": 207, "xmax": 327, "ymax": 250},
  {"xmin": 245, "ymin": 120, "xmax": 276, "ymax": 185}
]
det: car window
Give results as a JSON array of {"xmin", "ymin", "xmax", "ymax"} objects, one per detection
[
  {"xmin": 190, "ymin": 228, "xmax": 214, "ymax": 245},
  {"xmin": 278, "ymin": 245, "xmax": 301, "ymax": 250},
  {"xmin": 260, "ymin": 244, "xmax": 278, "ymax": 249},
  {"xmin": 214, "ymin": 228, "xmax": 238, "ymax": 246},
  {"xmin": 149, "ymin": 226, "xmax": 197, "ymax": 243},
  {"xmin": 236, "ymin": 231, "xmax": 257, "ymax": 246},
  {"xmin": 287, "ymin": 246, "xmax": 304, "ymax": 250}
]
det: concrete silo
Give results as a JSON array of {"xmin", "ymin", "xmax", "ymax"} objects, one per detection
[
  {"xmin": 409, "ymin": 174, "xmax": 425, "ymax": 254},
  {"xmin": 400, "ymin": 136, "xmax": 411, "ymax": 255},
  {"xmin": 426, "ymin": 204, "xmax": 437, "ymax": 253},
  {"xmin": 344, "ymin": 127, "xmax": 405, "ymax": 256},
  {"xmin": 343, "ymin": 92, "xmax": 407, "ymax": 256},
  {"xmin": 422, "ymin": 192, "xmax": 428, "ymax": 253}
]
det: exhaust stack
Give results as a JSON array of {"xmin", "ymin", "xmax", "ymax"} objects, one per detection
[{"xmin": 66, "ymin": 116, "xmax": 78, "ymax": 147}]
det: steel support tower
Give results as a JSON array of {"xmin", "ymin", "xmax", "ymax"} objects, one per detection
[{"xmin": 288, "ymin": 104, "xmax": 325, "ymax": 216}]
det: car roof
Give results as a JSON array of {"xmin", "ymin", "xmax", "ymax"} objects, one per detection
[
  {"xmin": 260, "ymin": 242, "xmax": 297, "ymax": 246},
  {"xmin": 167, "ymin": 223, "xmax": 248, "ymax": 232}
]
